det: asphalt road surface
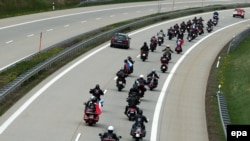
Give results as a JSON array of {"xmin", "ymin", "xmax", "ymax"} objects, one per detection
[
  {"xmin": 0, "ymin": 1, "xmax": 250, "ymax": 141},
  {"xmin": 0, "ymin": 0, "xmax": 246, "ymax": 70}
]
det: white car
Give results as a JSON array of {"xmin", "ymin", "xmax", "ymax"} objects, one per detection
[{"xmin": 233, "ymin": 8, "xmax": 245, "ymax": 18}]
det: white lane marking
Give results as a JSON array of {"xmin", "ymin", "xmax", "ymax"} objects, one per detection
[
  {"xmin": 0, "ymin": 11, "xmax": 247, "ymax": 135},
  {"xmin": 104, "ymin": 89, "xmax": 107, "ymax": 94},
  {"xmin": 81, "ymin": 21, "xmax": 87, "ymax": 23},
  {"xmin": 110, "ymin": 15, "xmax": 115, "ymax": 18},
  {"xmin": 216, "ymin": 56, "xmax": 221, "ymax": 68},
  {"xmin": 27, "ymin": 34, "xmax": 34, "ymax": 37},
  {"xmin": 5, "ymin": 40, "xmax": 13, "ymax": 44},
  {"xmin": 75, "ymin": 133, "xmax": 81, "ymax": 141},
  {"xmin": 46, "ymin": 29, "xmax": 53, "ymax": 32},
  {"xmin": 64, "ymin": 24, "xmax": 70, "ymax": 27},
  {"xmin": 96, "ymin": 17, "xmax": 102, "ymax": 20},
  {"xmin": 150, "ymin": 19, "xmax": 250, "ymax": 141}
]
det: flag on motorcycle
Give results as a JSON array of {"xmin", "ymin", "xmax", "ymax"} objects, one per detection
[
  {"xmin": 127, "ymin": 60, "xmax": 133, "ymax": 67},
  {"xmin": 95, "ymin": 103, "xmax": 102, "ymax": 115}
]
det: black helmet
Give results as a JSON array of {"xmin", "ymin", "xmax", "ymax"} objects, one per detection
[
  {"xmin": 128, "ymin": 56, "xmax": 132, "ymax": 60},
  {"xmin": 95, "ymin": 84, "xmax": 100, "ymax": 89},
  {"xmin": 138, "ymin": 109, "xmax": 143, "ymax": 115},
  {"xmin": 124, "ymin": 59, "xmax": 127, "ymax": 63}
]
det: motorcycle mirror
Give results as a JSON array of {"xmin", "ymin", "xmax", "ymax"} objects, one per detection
[{"xmin": 99, "ymin": 133, "xmax": 102, "ymax": 136}]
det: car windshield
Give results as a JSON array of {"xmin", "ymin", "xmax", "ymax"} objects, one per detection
[{"xmin": 116, "ymin": 35, "xmax": 126, "ymax": 40}]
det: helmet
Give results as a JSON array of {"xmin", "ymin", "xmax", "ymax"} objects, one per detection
[
  {"xmin": 138, "ymin": 109, "xmax": 143, "ymax": 115},
  {"xmin": 90, "ymin": 96, "xmax": 95, "ymax": 100},
  {"xmin": 163, "ymin": 54, "xmax": 166, "ymax": 57},
  {"xmin": 166, "ymin": 44, "xmax": 170, "ymax": 47},
  {"xmin": 128, "ymin": 56, "xmax": 131, "ymax": 59},
  {"xmin": 152, "ymin": 69, "xmax": 156, "ymax": 72},
  {"xmin": 139, "ymin": 75, "xmax": 144, "ymax": 78},
  {"xmin": 160, "ymin": 29, "xmax": 163, "ymax": 32},
  {"xmin": 95, "ymin": 84, "xmax": 100, "ymax": 89},
  {"xmin": 124, "ymin": 59, "xmax": 127, "ymax": 63},
  {"xmin": 108, "ymin": 126, "xmax": 114, "ymax": 133}
]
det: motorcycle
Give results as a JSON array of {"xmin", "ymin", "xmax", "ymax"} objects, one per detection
[
  {"xmin": 147, "ymin": 75, "xmax": 158, "ymax": 90},
  {"xmin": 116, "ymin": 77, "xmax": 125, "ymax": 91},
  {"xmin": 161, "ymin": 63, "xmax": 168, "ymax": 73},
  {"xmin": 83, "ymin": 105, "xmax": 99, "ymax": 126},
  {"xmin": 99, "ymin": 133, "xmax": 122, "ymax": 141},
  {"xmin": 150, "ymin": 41, "xmax": 157, "ymax": 52},
  {"xmin": 206, "ymin": 25, "xmax": 213, "ymax": 33},
  {"xmin": 198, "ymin": 26, "xmax": 204, "ymax": 35},
  {"xmin": 157, "ymin": 34, "xmax": 164, "ymax": 46},
  {"xmin": 212, "ymin": 18, "xmax": 218, "ymax": 26},
  {"xmin": 130, "ymin": 123, "xmax": 146, "ymax": 141},
  {"xmin": 140, "ymin": 50, "xmax": 148, "ymax": 61},
  {"xmin": 175, "ymin": 44, "xmax": 182, "ymax": 54},
  {"xmin": 187, "ymin": 33, "xmax": 193, "ymax": 42},
  {"xmin": 125, "ymin": 106, "xmax": 138, "ymax": 121}
]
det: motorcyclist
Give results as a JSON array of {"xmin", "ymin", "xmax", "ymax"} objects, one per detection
[
  {"xmin": 127, "ymin": 56, "xmax": 134, "ymax": 73},
  {"xmin": 128, "ymin": 84, "xmax": 140, "ymax": 97},
  {"xmin": 192, "ymin": 16, "xmax": 198, "ymax": 24},
  {"xmin": 207, "ymin": 19, "xmax": 213, "ymax": 27},
  {"xmin": 124, "ymin": 59, "xmax": 132, "ymax": 75},
  {"xmin": 157, "ymin": 29, "xmax": 165, "ymax": 37},
  {"xmin": 173, "ymin": 23, "xmax": 179, "ymax": 31},
  {"xmin": 100, "ymin": 126, "xmax": 120, "ymax": 140},
  {"xmin": 140, "ymin": 42, "xmax": 149, "ymax": 57},
  {"xmin": 213, "ymin": 11, "xmax": 219, "ymax": 20},
  {"xmin": 150, "ymin": 36, "xmax": 157, "ymax": 47},
  {"xmin": 84, "ymin": 96, "xmax": 97, "ymax": 112},
  {"xmin": 147, "ymin": 69, "xmax": 160, "ymax": 85},
  {"xmin": 180, "ymin": 21, "xmax": 186, "ymax": 32},
  {"xmin": 134, "ymin": 75, "xmax": 147, "ymax": 97},
  {"xmin": 162, "ymin": 45, "xmax": 174, "ymax": 60},
  {"xmin": 89, "ymin": 84, "xmax": 104, "ymax": 101},
  {"xmin": 116, "ymin": 69, "xmax": 126, "ymax": 84},
  {"xmin": 131, "ymin": 110, "xmax": 148, "ymax": 132}
]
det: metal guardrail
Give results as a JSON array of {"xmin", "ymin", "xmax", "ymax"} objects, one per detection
[
  {"xmin": 0, "ymin": 3, "xmax": 249, "ymax": 103},
  {"xmin": 227, "ymin": 27, "xmax": 250, "ymax": 53},
  {"xmin": 217, "ymin": 92, "xmax": 231, "ymax": 139},
  {"xmin": 217, "ymin": 26, "xmax": 250, "ymax": 139}
]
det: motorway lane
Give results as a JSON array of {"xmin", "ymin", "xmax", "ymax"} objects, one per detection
[
  {"xmin": 0, "ymin": 0, "xmax": 246, "ymax": 70},
  {"xmin": 0, "ymin": 8, "xmax": 249, "ymax": 141}
]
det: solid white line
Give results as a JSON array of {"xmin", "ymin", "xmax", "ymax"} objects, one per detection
[
  {"xmin": 96, "ymin": 18, "xmax": 101, "ymax": 20},
  {"xmin": 81, "ymin": 21, "xmax": 87, "ymax": 23},
  {"xmin": 150, "ymin": 19, "xmax": 250, "ymax": 141},
  {"xmin": 75, "ymin": 133, "xmax": 81, "ymax": 141},
  {"xmin": 64, "ymin": 24, "xmax": 70, "ymax": 27},
  {"xmin": 6, "ymin": 40, "xmax": 13, "ymax": 44}
]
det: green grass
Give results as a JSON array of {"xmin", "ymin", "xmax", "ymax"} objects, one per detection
[{"xmin": 218, "ymin": 36, "xmax": 250, "ymax": 124}]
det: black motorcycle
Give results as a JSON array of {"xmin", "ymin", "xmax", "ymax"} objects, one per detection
[{"xmin": 116, "ymin": 77, "xmax": 125, "ymax": 91}]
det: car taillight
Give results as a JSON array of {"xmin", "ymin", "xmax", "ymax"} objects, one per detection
[
  {"xmin": 111, "ymin": 37, "xmax": 116, "ymax": 41},
  {"xmin": 124, "ymin": 39, "xmax": 128, "ymax": 43}
]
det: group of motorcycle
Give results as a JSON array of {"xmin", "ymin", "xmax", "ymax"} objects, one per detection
[{"xmin": 84, "ymin": 13, "xmax": 220, "ymax": 141}]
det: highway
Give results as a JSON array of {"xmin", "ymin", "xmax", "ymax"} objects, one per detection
[
  {"xmin": 0, "ymin": 0, "xmax": 249, "ymax": 141},
  {"xmin": 0, "ymin": 0, "xmax": 246, "ymax": 70}
]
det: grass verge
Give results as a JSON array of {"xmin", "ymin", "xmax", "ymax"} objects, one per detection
[{"xmin": 219, "ymin": 36, "xmax": 250, "ymax": 124}]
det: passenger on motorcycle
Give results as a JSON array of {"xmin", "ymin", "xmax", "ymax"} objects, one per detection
[
  {"xmin": 100, "ymin": 126, "xmax": 120, "ymax": 140},
  {"xmin": 147, "ymin": 69, "xmax": 160, "ymax": 85},
  {"xmin": 131, "ymin": 110, "xmax": 148, "ymax": 131},
  {"xmin": 89, "ymin": 84, "xmax": 104, "ymax": 101},
  {"xmin": 162, "ymin": 45, "xmax": 174, "ymax": 60},
  {"xmin": 116, "ymin": 69, "xmax": 126, "ymax": 84}
]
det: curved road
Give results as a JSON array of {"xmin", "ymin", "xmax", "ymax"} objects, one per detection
[
  {"xmin": 0, "ymin": 0, "xmax": 246, "ymax": 70},
  {"xmin": 0, "ymin": 6, "xmax": 249, "ymax": 141}
]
